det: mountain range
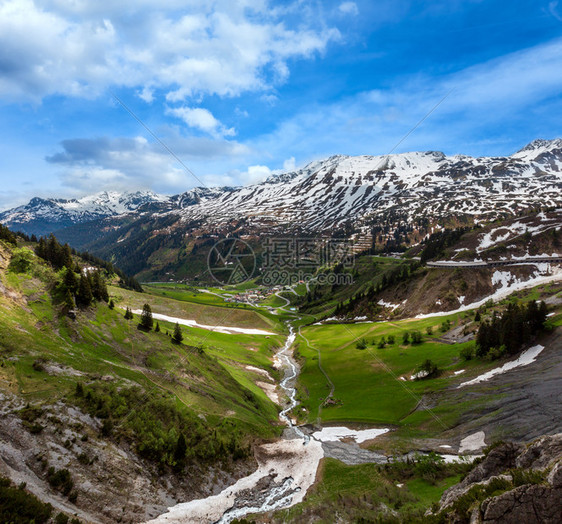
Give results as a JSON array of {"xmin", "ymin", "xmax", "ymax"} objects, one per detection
[{"xmin": 2, "ymin": 138, "xmax": 562, "ymax": 278}]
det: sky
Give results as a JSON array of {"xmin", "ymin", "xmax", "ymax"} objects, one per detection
[{"xmin": 1, "ymin": 0, "xmax": 562, "ymax": 210}]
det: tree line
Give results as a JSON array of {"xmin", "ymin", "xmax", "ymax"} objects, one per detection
[
  {"xmin": 0, "ymin": 223, "xmax": 17, "ymax": 246},
  {"xmin": 475, "ymin": 300, "xmax": 548, "ymax": 359}
]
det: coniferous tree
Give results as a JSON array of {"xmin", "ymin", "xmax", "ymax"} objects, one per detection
[
  {"xmin": 108, "ymin": 299, "xmax": 115, "ymax": 310},
  {"xmin": 155, "ymin": 322, "xmax": 160, "ymax": 333},
  {"xmin": 172, "ymin": 322, "xmax": 183, "ymax": 344},
  {"xmin": 63, "ymin": 289, "xmax": 75, "ymax": 311},
  {"xmin": 62, "ymin": 267, "xmax": 79, "ymax": 295},
  {"xmin": 139, "ymin": 303, "xmax": 153, "ymax": 331},
  {"xmin": 124, "ymin": 307, "xmax": 133, "ymax": 320},
  {"xmin": 76, "ymin": 274, "xmax": 93, "ymax": 307}
]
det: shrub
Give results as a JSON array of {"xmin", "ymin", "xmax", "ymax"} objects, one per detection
[
  {"xmin": 0, "ymin": 476, "xmax": 53, "ymax": 523},
  {"xmin": 8, "ymin": 247, "xmax": 35, "ymax": 273},
  {"xmin": 356, "ymin": 338, "xmax": 367, "ymax": 350},
  {"xmin": 460, "ymin": 346, "xmax": 473, "ymax": 361},
  {"xmin": 411, "ymin": 331, "xmax": 423, "ymax": 344},
  {"xmin": 486, "ymin": 345, "xmax": 506, "ymax": 361},
  {"xmin": 47, "ymin": 468, "xmax": 73, "ymax": 496},
  {"xmin": 414, "ymin": 359, "xmax": 440, "ymax": 379},
  {"xmin": 415, "ymin": 452, "xmax": 445, "ymax": 483}
]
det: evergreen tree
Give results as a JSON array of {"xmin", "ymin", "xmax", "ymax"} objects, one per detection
[
  {"xmin": 172, "ymin": 322, "xmax": 183, "ymax": 344},
  {"xmin": 139, "ymin": 303, "xmax": 153, "ymax": 331},
  {"xmin": 75, "ymin": 274, "xmax": 93, "ymax": 307},
  {"xmin": 62, "ymin": 267, "xmax": 78, "ymax": 295},
  {"xmin": 36, "ymin": 237, "xmax": 47, "ymax": 259},
  {"xmin": 62, "ymin": 243, "xmax": 73, "ymax": 269},
  {"xmin": 124, "ymin": 307, "xmax": 133, "ymax": 320},
  {"xmin": 63, "ymin": 289, "xmax": 75, "ymax": 311},
  {"xmin": 91, "ymin": 271, "xmax": 109, "ymax": 302},
  {"xmin": 108, "ymin": 299, "xmax": 115, "ymax": 310},
  {"xmin": 155, "ymin": 322, "xmax": 160, "ymax": 333}
]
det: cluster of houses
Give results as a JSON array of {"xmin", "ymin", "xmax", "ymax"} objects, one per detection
[{"xmin": 224, "ymin": 285, "xmax": 291, "ymax": 304}]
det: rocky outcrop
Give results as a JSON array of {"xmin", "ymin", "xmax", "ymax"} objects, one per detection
[
  {"xmin": 437, "ymin": 434, "xmax": 562, "ymax": 523},
  {"xmin": 480, "ymin": 466, "xmax": 562, "ymax": 523}
]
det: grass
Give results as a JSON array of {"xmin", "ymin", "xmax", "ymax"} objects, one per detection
[
  {"xmin": 109, "ymin": 285, "xmax": 282, "ymax": 332},
  {"xmin": 1, "ymin": 266, "xmax": 283, "ymax": 443},
  {"xmin": 295, "ymin": 314, "xmax": 481, "ymax": 430}
]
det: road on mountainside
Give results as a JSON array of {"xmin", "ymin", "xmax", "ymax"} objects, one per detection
[{"xmin": 427, "ymin": 256, "xmax": 562, "ymax": 268}]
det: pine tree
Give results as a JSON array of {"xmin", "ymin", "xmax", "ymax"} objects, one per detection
[
  {"xmin": 76, "ymin": 274, "xmax": 93, "ymax": 307},
  {"xmin": 172, "ymin": 322, "xmax": 183, "ymax": 344},
  {"xmin": 62, "ymin": 243, "xmax": 73, "ymax": 269},
  {"xmin": 124, "ymin": 307, "xmax": 133, "ymax": 320},
  {"xmin": 63, "ymin": 267, "xmax": 78, "ymax": 295},
  {"xmin": 91, "ymin": 270, "xmax": 109, "ymax": 302},
  {"xmin": 155, "ymin": 322, "xmax": 160, "ymax": 333},
  {"xmin": 36, "ymin": 237, "xmax": 47, "ymax": 259},
  {"xmin": 108, "ymin": 299, "xmax": 115, "ymax": 310},
  {"xmin": 63, "ymin": 289, "xmax": 75, "ymax": 311},
  {"xmin": 139, "ymin": 303, "xmax": 153, "ymax": 331}
]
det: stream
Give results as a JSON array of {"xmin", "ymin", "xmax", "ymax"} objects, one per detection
[{"xmin": 147, "ymin": 325, "xmax": 324, "ymax": 524}]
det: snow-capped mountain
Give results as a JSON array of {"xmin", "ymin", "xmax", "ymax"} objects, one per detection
[
  {"xmin": 0, "ymin": 190, "xmax": 167, "ymax": 236},
  {"xmin": 2, "ymin": 139, "xmax": 562, "ymax": 241},
  {"xmin": 151, "ymin": 138, "xmax": 562, "ymax": 235}
]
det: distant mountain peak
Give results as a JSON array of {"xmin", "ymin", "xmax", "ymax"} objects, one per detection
[{"xmin": 2, "ymin": 139, "xmax": 562, "ymax": 239}]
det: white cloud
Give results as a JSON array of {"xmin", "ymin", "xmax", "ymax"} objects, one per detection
[
  {"xmin": 238, "ymin": 164, "xmax": 272, "ymax": 184},
  {"xmin": 137, "ymin": 86, "xmax": 155, "ymax": 103},
  {"xmin": 339, "ymin": 2, "xmax": 359, "ymax": 15},
  {"xmin": 549, "ymin": 1, "xmax": 562, "ymax": 21},
  {"xmin": 166, "ymin": 106, "xmax": 235, "ymax": 138},
  {"xmin": 283, "ymin": 157, "xmax": 296, "ymax": 171},
  {"xmin": 0, "ymin": 0, "xmax": 339, "ymax": 102}
]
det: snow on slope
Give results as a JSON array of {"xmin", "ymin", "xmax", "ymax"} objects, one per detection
[
  {"xmin": 0, "ymin": 190, "xmax": 166, "ymax": 233},
  {"xmin": 3, "ymin": 138, "xmax": 562, "ymax": 236}
]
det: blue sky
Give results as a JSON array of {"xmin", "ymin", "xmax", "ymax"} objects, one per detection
[{"xmin": 1, "ymin": 0, "xmax": 562, "ymax": 210}]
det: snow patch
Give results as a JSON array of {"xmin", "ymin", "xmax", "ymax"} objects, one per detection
[
  {"xmin": 128, "ymin": 309, "xmax": 275, "ymax": 335},
  {"xmin": 312, "ymin": 426, "xmax": 389, "ymax": 444},
  {"xmin": 458, "ymin": 345, "xmax": 544, "ymax": 388},
  {"xmin": 459, "ymin": 431, "xmax": 486, "ymax": 453}
]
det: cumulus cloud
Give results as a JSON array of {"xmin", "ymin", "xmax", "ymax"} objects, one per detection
[
  {"xmin": 0, "ymin": 0, "xmax": 339, "ymax": 102},
  {"xmin": 166, "ymin": 106, "xmax": 235, "ymax": 138},
  {"xmin": 339, "ymin": 2, "xmax": 359, "ymax": 15}
]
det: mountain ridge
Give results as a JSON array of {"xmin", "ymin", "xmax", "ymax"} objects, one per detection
[
  {"xmin": 2, "ymin": 138, "xmax": 562, "ymax": 280},
  {"xmin": 3, "ymin": 138, "xmax": 562, "ymax": 237}
]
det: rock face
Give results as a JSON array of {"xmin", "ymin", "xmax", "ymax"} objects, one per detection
[{"xmin": 438, "ymin": 434, "xmax": 562, "ymax": 523}]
